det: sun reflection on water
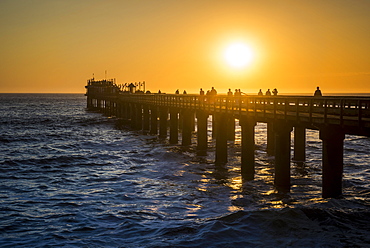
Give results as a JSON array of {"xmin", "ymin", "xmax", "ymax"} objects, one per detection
[{"xmin": 227, "ymin": 176, "xmax": 243, "ymax": 191}]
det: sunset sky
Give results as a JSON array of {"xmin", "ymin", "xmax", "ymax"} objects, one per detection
[{"xmin": 1, "ymin": 0, "xmax": 369, "ymax": 94}]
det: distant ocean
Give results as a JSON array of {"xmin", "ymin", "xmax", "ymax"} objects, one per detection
[{"xmin": 1, "ymin": 93, "xmax": 369, "ymax": 247}]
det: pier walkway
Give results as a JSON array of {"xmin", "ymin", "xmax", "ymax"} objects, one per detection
[{"xmin": 85, "ymin": 78, "xmax": 370, "ymax": 198}]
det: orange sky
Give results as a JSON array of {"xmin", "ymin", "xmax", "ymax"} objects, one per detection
[{"xmin": 0, "ymin": 0, "xmax": 369, "ymax": 94}]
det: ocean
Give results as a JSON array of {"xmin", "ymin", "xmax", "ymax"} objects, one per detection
[{"xmin": 0, "ymin": 93, "xmax": 369, "ymax": 247}]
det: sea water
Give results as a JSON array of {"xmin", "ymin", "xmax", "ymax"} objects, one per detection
[{"xmin": 0, "ymin": 93, "xmax": 369, "ymax": 247}]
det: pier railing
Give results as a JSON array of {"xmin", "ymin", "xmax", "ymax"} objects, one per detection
[{"xmin": 116, "ymin": 94, "xmax": 370, "ymax": 132}]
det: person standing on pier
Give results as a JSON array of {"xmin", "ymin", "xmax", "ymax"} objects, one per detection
[
  {"xmin": 272, "ymin": 88, "xmax": 278, "ymax": 96},
  {"xmin": 258, "ymin": 89, "xmax": 263, "ymax": 96},
  {"xmin": 227, "ymin": 88, "xmax": 233, "ymax": 96},
  {"xmin": 209, "ymin": 87, "xmax": 217, "ymax": 103},
  {"xmin": 266, "ymin": 89, "xmax": 271, "ymax": 96},
  {"xmin": 314, "ymin": 86, "xmax": 322, "ymax": 97},
  {"xmin": 234, "ymin": 89, "xmax": 241, "ymax": 96},
  {"xmin": 175, "ymin": 89, "xmax": 179, "ymax": 94},
  {"xmin": 210, "ymin": 87, "xmax": 217, "ymax": 95},
  {"xmin": 199, "ymin": 88, "xmax": 205, "ymax": 102}
]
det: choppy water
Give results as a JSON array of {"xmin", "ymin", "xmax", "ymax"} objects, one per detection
[{"xmin": 0, "ymin": 93, "xmax": 369, "ymax": 247}]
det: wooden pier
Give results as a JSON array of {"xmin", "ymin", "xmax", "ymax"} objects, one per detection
[{"xmin": 85, "ymin": 78, "xmax": 370, "ymax": 198}]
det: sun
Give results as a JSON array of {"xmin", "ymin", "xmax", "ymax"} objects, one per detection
[{"xmin": 224, "ymin": 42, "xmax": 254, "ymax": 69}]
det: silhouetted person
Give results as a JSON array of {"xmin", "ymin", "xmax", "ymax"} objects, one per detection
[
  {"xmin": 272, "ymin": 88, "xmax": 278, "ymax": 96},
  {"xmin": 183, "ymin": 90, "xmax": 187, "ymax": 94},
  {"xmin": 227, "ymin": 88, "xmax": 233, "ymax": 96},
  {"xmin": 158, "ymin": 90, "xmax": 161, "ymax": 94},
  {"xmin": 258, "ymin": 89, "xmax": 263, "ymax": 96},
  {"xmin": 210, "ymin": 87, "xmax": 217, "ymax": 95},
  {"xmin": 175, "ymin": 89, "xmax": 179, "ymax": 94},
  {"xmin": 314, "ymin": 86, "xmax": 322, "ymax": 97},
  {"xmin": 199, "ymin": 88, "xmax": 205, "ymax": 102},
  {"xmin": 266, "ymin": 89, "xmax": 271, "ymax": 96}
]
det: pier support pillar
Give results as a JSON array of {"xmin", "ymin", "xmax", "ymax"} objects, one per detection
[
  {"xmin": 159, "ymin": 108, "xmax": 168, "ymax": 138},
  {"xmin": 293, "ymin": 126, "xmax": 306, "ymax": 162},
  {"xmin": 267, "ymin": 122, "xmax": 275, "ymax": 155},
  {"xmin": 126, "ymin": 103, "xmax": 131, "ymax": 120},
  {"xmin": 181, "ymin": 110, "xmax": 193, "ymax": 146},
  {"xmin": 227, "ymin": 116, "xmax": 235, "ymax": 141},
  {"xmin": 215, "ymin": 113, "xmax": 228, "ymax": 164},
  {"xmin": 212, "ymin": 114, "xmax": 216, "ymax": 139},
  {"xmin": 240, "ymin": 117, "xmax": 256, "ymax": 180},
  {"xmin": 274, "ymin": 121, "xmax": 293, "ymax": 192},
  {"xmin": 134, "ymin": 104, "xmax": 142, "ymax": 130},
  {"xmin": 150, "ymin": 107, "xmax": 158, "ymax": 135},
  {"xmin": 112, "ymin": 102, "xmax": 117, "ymax": 117},
  {"xmin": 116, "ymin": 102, "xmax": 122, "ymax": 118},
  {"xmin": 130, "ymin": 104, "xmax": 138, "ymax": 129},
  {"xmin": 196, "ymin": 111, "xmax": 208, "ymax": 155},
  {"xmin": 191, "ymin": 112, "xmax": 195, "ymax": 131},
  {"xmin": 125, "ymin": 103, "xmax": 130, "ymax": 120},
  {"xmin": 320, "ymin": 126, "xmax": 345, "ymax": 198},
  {"xmin": 109, "ymin": 101, "xmax": 113, "ymax": 116},
  {"xmin": 142, "ymin": 106, "xmax": 150, "ymax": 134},
  {"xmin": 87, "ymin": 96, "xmax": 92, "ymax": 109},
  {"xmin": 169, "ymin": 109, "xmax": 179, "ymax": 144},
  {"xmin": 102, "ymin": 100, "xmax": 107, "ymax": 115}
]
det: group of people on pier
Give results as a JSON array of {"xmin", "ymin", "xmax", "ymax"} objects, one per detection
[
  {"xmin": 171, "ymin": 86, "xmax": 322, "ymax": 97},
  {"xmin": 258, "ymin": 88, "xmax": 278, "ymax": 96}
]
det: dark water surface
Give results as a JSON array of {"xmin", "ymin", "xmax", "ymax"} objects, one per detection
[{"xmin": 0, "ymin": 93, "xmax": 369, "ymax": 247}]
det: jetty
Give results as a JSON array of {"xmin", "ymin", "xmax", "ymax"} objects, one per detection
[{"xmin": 85, "ymin": 78, "xmax": 370, "ymax": 198}]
